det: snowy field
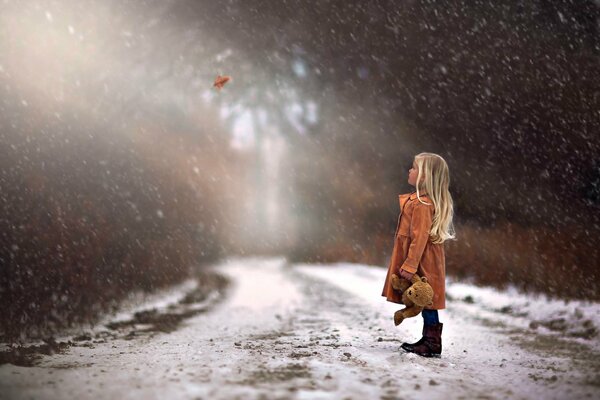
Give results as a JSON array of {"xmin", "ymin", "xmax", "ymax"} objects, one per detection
[{"xmin": 1, "ymin": 257, "xmax": 599, "ymax": 400}]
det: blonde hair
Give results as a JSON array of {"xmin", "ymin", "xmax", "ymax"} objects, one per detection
[{"xmin": 414, "ymin": 152, "xmax": 456, "ymax": 244}]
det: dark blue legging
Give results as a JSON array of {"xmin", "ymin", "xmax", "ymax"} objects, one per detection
[{"xmin": 422, "ymin": 309, "xmax": 440, "ymax": 326}]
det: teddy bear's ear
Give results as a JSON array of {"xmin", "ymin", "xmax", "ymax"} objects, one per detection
[{"xmin": 421, "ymin": 276, "xmax": 428, "ymax": 283}]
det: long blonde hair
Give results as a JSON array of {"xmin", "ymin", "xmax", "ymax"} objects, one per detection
[{"xmin": 414, "ymin": 152, "xmax": 456, "ymax": 244}]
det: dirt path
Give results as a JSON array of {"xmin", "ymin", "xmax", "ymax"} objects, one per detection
[{"xmin": 1, "ymin": 257, "xmax": 598, "ymax": 399}]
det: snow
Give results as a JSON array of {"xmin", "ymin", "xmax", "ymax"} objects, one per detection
[
  {"xmin": 1, "ymin": 257, "xmax": 599, "ymax": 399},
  {"xmin": 445, "ymin": 280, "xmax": 600, "ymax": 351},
  {"xmin": 296, "ymin": 261, "xmax": 600, "ymax": 352}
]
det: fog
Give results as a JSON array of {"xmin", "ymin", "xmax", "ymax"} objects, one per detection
[{"xmin": 1, "ymin": 0, "xmax": 599, "ymax": 339}]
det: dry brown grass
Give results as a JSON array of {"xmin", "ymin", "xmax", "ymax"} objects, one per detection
[
  {"xmin": 446, "ymin": 222, "xmax": 599, "ymax": 301},
  {"xmin": 294, "ymin": 221, "xmax": 599, "ymax": 302}
]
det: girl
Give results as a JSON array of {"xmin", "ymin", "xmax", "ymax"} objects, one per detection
[{"xmin": 381, "ymin": 152, "xmax": 455, "ymax": 358}]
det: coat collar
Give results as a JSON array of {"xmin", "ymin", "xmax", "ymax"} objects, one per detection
[
  {"xmin": 399, "ymin": 191, "xmax": 429, "ymax": 200},
  {"xmin": 399, "ymin": 191, "xmax": 430, "ymax": 208},
  {"xmin": 409, "ymin": 190, "xmax": 428, "ymax": 200}
]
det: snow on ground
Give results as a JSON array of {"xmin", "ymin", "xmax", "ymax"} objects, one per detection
[
  {"xmin": 1, "ymin": 257, "xmax": 599, "ymax": 400},
  {"xmin": 296, "ymin": 261, "xmax": 600, "ymax": 351}
]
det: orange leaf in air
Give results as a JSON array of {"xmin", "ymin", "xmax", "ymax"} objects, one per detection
[{"xmin": 213, "ymin": 75, "xmax": 231, "ymax": 90}]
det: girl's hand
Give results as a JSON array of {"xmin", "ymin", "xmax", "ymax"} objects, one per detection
[{"xmin": 399, "ymin": 269, "xmax": 414, "ymax": 281}]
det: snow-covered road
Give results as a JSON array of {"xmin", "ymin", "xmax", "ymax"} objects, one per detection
[{"xmin": 1, "ymin": 257, "xmax": 599, "ymax": 399}]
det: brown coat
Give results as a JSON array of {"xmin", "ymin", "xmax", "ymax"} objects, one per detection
[{"xmin": 381, "ymin": 192, "xmax": 446, "ymax": 310}]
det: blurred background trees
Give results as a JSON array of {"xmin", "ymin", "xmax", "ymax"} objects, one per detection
[{"xmin": 1, "ymin": 0, "xmax": 598, "ymax": 339}]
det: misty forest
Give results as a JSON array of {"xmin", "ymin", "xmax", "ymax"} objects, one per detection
[{"xmin": 1, "ymin": 1, "xmax": 599, "ymax": 400}]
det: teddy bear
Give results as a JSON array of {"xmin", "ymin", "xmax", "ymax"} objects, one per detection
[{"xmin": 390, "ymin": 273, "xmax": 434, "ymax": 326}]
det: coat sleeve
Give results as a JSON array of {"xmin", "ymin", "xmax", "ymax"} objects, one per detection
[{"xmin": 400, "ymin": 203, "xmax": 433, "ymax": 274}]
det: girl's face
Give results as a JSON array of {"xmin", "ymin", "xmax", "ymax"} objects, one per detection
[{"xmin": 408, "ymin": 160, "xmax": 419, "ymax": 187}]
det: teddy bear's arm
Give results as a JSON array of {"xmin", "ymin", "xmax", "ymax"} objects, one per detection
[
  {"xmin": 391, "ymin": 274, "xmax": 412, "ymax": 292},
  {"xmin": 401, "ymin": 304, "xmax": 424, "ymax": 318},
  {"xmin": 394, "ymin": 304, "xmax": 424, "ymax": 326}
]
